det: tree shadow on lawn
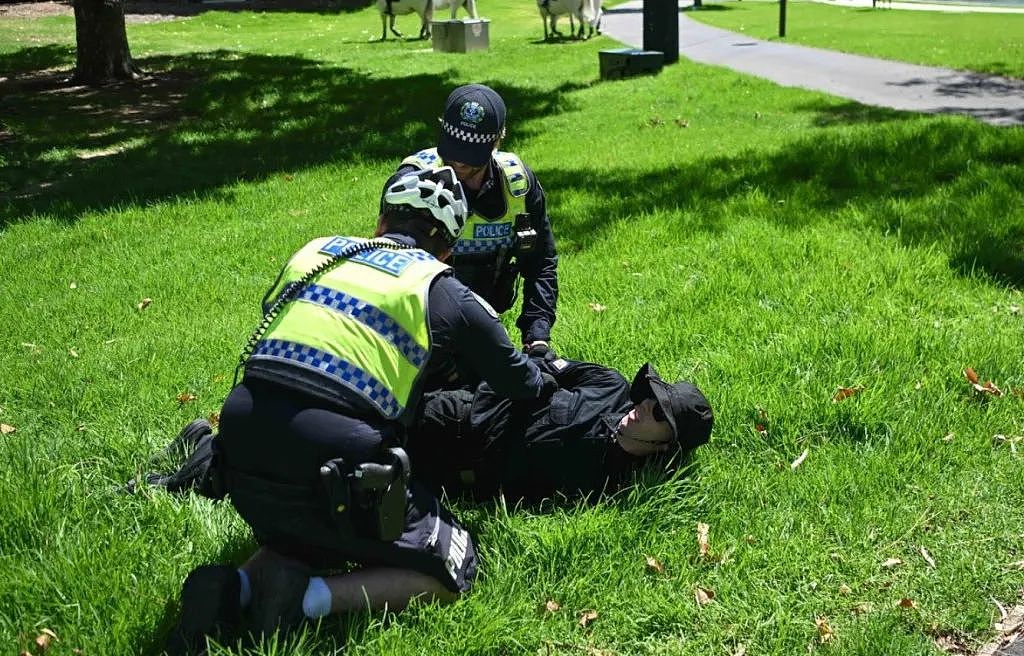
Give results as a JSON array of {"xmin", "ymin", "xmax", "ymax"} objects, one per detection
[
  {"xmin": 546, "ymin": 105, "xmax": 1024, "ymax": 287},
  {"xmin": 0, "ymin": 48, "xmax": 586, "ymax": 226}
]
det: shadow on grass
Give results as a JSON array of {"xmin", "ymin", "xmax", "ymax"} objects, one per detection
[
  {"xmin": 546, "ymin": 104, "xmax": 1024, "ymax": 286},
  {"xmin": 0, "ymin": 48, "xmax": 586, "ymax": 225},
  {"xmin": 0, "ymin": 44, "xmax": 75, "ymax": 76},
  {"xmin": 123, "ymin": 0, "xmax": 376, "ymax": 17}
]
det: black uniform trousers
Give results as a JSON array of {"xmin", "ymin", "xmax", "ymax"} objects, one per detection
[{"xmin": 217, "ymin": 378, "xmax": 478, "ymax": 594}]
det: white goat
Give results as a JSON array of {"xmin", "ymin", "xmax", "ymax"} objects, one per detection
[
  {"xmin": 537, "ymin": 0, "xmax": 600, "ymax": 40},
  {"xmin": 378, "ymin": 0, "xmax": 479, "ymax": 40},
  {"xmin": 435, "ymin": 0, "xmax": 479, "ymax": 19}
]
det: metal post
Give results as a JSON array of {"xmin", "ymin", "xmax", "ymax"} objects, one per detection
[{"xmin": 778, "ymin": 0, "xmax": 787, "ymax": 37}]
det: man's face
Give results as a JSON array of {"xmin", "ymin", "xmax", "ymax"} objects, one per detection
[
  {"xmin": 444, "ymin": 159, "xmax": 489, "ymax": 189},
  {"xmin": 617, "ymin": 398, "xmax": 673, "ymax": 455}
]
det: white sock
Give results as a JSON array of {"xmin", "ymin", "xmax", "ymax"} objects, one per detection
[
  {"xmin": 302, "ymin": 576, "xmax": 332, "ymax": 619},
  {"xmin": 237, "ymin": 569, "xmax": 252, "ymax": 607}
]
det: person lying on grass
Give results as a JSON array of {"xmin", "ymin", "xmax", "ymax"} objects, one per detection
[{"xmin": 138, "ymin": 351, "xmax": 713, "ymax": 507}]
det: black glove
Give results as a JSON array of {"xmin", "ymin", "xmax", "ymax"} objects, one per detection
[
  {"xmin": 526, "ymin": 342, "xmax": 558, "ymax": 365},
  {"xmin": 538, "ymin": 372, "xmax": 559, "ymax": 401}
]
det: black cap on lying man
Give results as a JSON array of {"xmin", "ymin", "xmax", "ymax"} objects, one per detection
[{"xmin": 629, "ymin": 363, "xmax": 714, "ymax": 450}]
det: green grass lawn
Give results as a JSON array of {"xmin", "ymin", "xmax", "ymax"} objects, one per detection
[
  {"xmin": 2, "ymin": 2, "xmax": 1024, "ymax": 655},
  {"xmin": 687, "ymin": 0, "xmax": 1024, "ymax": 78}
]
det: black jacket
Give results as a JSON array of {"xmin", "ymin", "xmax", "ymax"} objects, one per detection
[{"xmin": 411, "ymin": 358, "xmax": 654, "ymax": 502}]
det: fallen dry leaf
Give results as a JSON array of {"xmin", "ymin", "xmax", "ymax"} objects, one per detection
[
  {"xmin": 832, "ymin": 385, "xmax": 864, "ymax": 402},
  {"xmin": 744, "ymin": 534, "xmax": 757, "ymax": 544},
  {"xmin": 733, "ymin": 645, "xmax": 746, "ymax": 656},
  {"xmin": 694, "ymin": 586, "xmax": 715, "ymax": 606},
  {"xmin": 283, "ymin": 174, "xmax": 294, "ymax": 181},
  {"xmin": 851, "ymin": 601, "xmax": 873, "ymax": 615},
  {"xmin": 674, "ymin": 118, "xmax": 690, "ymax": 128},
  {"xmin": 839, "ymin": 584, "xmax": 852, "ymax": 595},
  {"xmin": 697, "ymin": 522, "xmax": 711, "ymax": 557},
  {"xmin": 755, "ymin": 423, "xmax": 768, "ymax": 437},
  {"xmin": 881, "ymin": 557, "xmax": 903, "ymax": 569},
  {"xmin": 588, "ymin": 303, "xmax": 607, "ymax": 313},
  {"xmin": 994, "ymin": 603, "xmax": 1024, "ymax": 633},
  {"xmin": 137, "ymin": 297, "xmax": 152, "ymax": 311},
  {"xmin": 1006, "ymin": 560, "xmax": 1024, "ymax": 571},
  {"xmin": 69, "ymin": 348, "xmax": 79, "ymax": 358},
  {"xmin": 898, "ymin": 598, "xmax": 918, "ymax": 610},
  {"xmin": 965, "ymin": 368, "xmax": 1004, "ymax": 396},
  {"xmin": 176, "ymin": 393, "xmax": 197, "ymax": 404},
  {"xmin": 76, "ymin": 424, "xmax": 86, "ymax": 432},
  {"xmin": 645, "ymin": 555, "xmax": 665, "ymax": 575},
  {"xmin": 943, "ymin": 432, "xmax": 955, "ymax": 443},
  {"xmin": 1, "ymin": 423, "xmax": 15, "ymax": 435},
  {"xmin": 579, "ymin": 609, "xmax": 598, "ymax": 628},
  {"xmin": 790, "ymin": 449, "xmax": 809, "ymax": 470},
  {"xmin": 544, "ymin": 599, "xmax": 560, "ymax": 613},
  {"xmin": 815, "ymin": 616, "xmax": 834, "ymax": 643},
  {"xmin": 208, "ymin": 412, "xmax": 220, "ymax": 428},
  {"xmin": 919, "ymin": 546, "xmax": 936, "ymax": 569},
  {"xmin": 70, "ymin": 282, "xmax": 77, "ymax": 289},
  {"xmin": 35, "ymin": 628, "xmax": 58, "ymax": 651}
]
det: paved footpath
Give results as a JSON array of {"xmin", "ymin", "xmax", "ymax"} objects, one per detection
[{"xmin": 600, "ymin": 1, "xmax": 1024, "ymax": 126}]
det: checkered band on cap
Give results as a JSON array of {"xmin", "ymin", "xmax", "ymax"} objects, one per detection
[{"xmin": 440, "ymin": 119, "xmax": 503, "ymax": 144}]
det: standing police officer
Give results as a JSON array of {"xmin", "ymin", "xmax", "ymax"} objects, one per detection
[
  {"xmin": 387, "ymin": 83, "xmax": 558, "ymax": 356},
  {"xmin": 165, "ymin": 167, "xmax": 557, "ymax": 655}
]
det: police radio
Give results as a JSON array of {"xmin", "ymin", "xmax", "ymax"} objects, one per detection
[{"xmin": 513, "ymin": 213, "xmax": 537, "ymax": 253}]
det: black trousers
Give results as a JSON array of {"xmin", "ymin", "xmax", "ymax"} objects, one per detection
[{"xmin": 217, "ymin": 379, "xmax": 478, "ymax": 593}]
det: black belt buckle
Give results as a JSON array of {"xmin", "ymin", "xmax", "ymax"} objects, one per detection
[{"xmin": 514, "ymin": 213, "xmax": 537, "ymax": 253}]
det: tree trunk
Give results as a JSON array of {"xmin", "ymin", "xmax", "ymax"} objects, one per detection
[{"xmin": 73, "ymin": 0, "xmax": 141, "ymax": 86}]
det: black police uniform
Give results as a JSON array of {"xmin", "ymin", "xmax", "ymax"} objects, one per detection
[
  {"xmin": 217, "ymin": 232, "xmax": 546, "ymax": 594},
  {"xmin": 409, "ymin": 358, "xmax": 655, "ymax": 503},
  {"xmin": 385, "ymin": 160, "xmax": 558, "ymax": 346}
]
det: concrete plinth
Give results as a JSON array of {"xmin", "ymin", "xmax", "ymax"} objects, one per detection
[{"xmin": 431, "ymin": 19, "xmax": 490, "ymax": 53}]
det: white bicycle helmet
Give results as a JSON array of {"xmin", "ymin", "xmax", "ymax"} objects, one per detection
[{"xmin": 383, "ymin": 167, "xmax": 468, "ymax": 247}]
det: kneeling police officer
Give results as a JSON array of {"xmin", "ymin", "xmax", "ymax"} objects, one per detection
[{"xmin": 165, "ymin": 167, "xmax": 557, "ymax": 655}]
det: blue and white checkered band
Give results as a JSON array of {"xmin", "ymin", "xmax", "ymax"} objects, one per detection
[
  {"xmin": 319, "ymin": 237, "xmax": 435, "ymax": 277},
  {"xmin": 413, "ymin": 150, "xmax": 440, "ymax": 166},
  {"xmin": 454, "ymin": 236, "xmax": 514, "ymax": 255},
  {"xmin": 297, "ymin": 284, "xmax": 428, "ymax": 368},
  {"xmin": 440, "ymin": 119, "xmax": 502, "ymax": 145},
  {"xmin": 252, "ymin": 339, "xmax": 402, "ymax": 418}
]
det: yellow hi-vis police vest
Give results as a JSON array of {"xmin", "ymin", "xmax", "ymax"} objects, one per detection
[
  {"xmin": 401, "ymin": 148, "xmax": 529, "ymax": 259},
  {"xmin": 247, "ymin": 236, "xmax": 450, "ymax": 421}
]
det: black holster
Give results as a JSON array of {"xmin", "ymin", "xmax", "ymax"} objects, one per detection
[{"xmin": 320, "ymin": 447, "xmax": 410, "ymax": 542}]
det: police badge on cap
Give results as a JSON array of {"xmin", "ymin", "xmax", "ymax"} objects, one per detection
[{"xmin": 438, "ymin": 84, "xmax": 507, "ymax": 167}]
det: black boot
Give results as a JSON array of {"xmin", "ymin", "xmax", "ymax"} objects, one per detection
[{"xmin": 165, "ymin": 564, "xmax": 241, "ymax": 656}]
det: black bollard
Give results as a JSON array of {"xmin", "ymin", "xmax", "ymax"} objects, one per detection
[{"xmin": 643, "ymin": 0, "xmax": 679, "ymax": 65}]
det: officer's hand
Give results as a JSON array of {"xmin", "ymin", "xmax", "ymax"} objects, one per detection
[
  {"xmin": 525, "ymin": 341, "xmax": 557, "ymax": 363},
  {"xmin": 537, "ymin": 372, "xmax": 559, "ymax": 401}
]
